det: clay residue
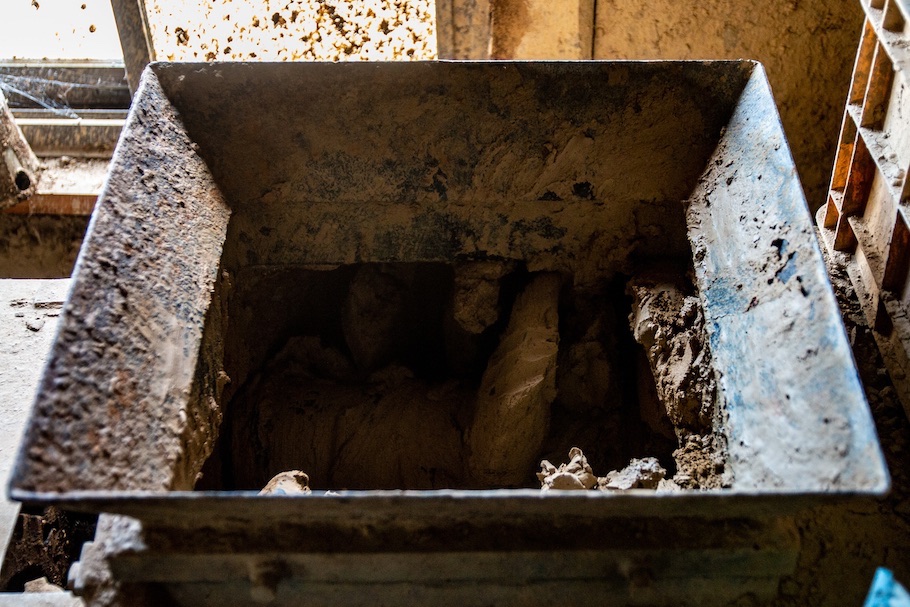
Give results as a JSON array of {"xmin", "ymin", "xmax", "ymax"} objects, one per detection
[
  {"xmin": 452, "ymin": 261, "xmax": 514, "ymax": 334},
  {"xmin": 627, "ymin": 274, "xmax": 729, "ymax": 489},
  {"xmin": 467, "ymin": 272, "xmax": 561, "ymax": 486},
  {"xmin": 628, "ymin": 275, "xmax": 716, "ymax": 432},
  {"xmin": 0, "ymin": 506, "xmax": 96, "ymax": 592},
  {"xmin": 538, "ymin": 447, "xmax": 597, "ymax": 490},
  {"xmin": 231, "ymin": 338, "xmax": 469, "ymax": 490},
  {"xmin": 342, "ymin": 265, "xmax": 411, "ymax": 372},
  {"xmin": 599, "ymin": 457, "xmax": 666, "ymax": 490},
  {"xmin": 259, "ymin": 470, "xmax": 311, "ymax": 496},
  {"xmin": 556, "ymin": 312, "xmax": 616, "ymax": 413},
  {"xmin": 23, "ymin": 577, "xmax": 64, "ymax": 593},
  {"xmin": 222, "ymin": 262, "xmax": 726, "ymax": 492},
  {"xmin": 229, "ymin": 266, "xmax": 562, "ymax": 490},
  {"xmin": 672, "ymin": 433, "xmax": 726, "ymax": 490}
]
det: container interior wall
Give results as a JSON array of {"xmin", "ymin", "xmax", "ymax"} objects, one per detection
[
  {"xmin": 199, "ymin": 261, "xmax": 701, "ymax": 491},
  {"xmin": 152, "ymin": 62, "xmax": 749, "ymax": 215},
  {"xmin": 164, "ymin": 62, "xmax": 752, "ymax": 492},
  {"xmin": 178, "ymin": 62, "xmax": 888, "ymax": 495}
]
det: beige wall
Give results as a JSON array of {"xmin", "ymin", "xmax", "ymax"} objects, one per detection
[
  {"xmin": 593, "ymin": 0, "xmax": 863, "ymax": 210},
  {"xmin": 480, "ymin": 0, "xmax": 864, "ymax": 210}
]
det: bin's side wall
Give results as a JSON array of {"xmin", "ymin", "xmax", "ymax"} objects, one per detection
[
  {"xmin": 687, "ymin": 67, "xmax": 889, "ymax": 493},
  {"xmin": 9, "ymin": 70, "xmax": 232, "ymax": 493},
  {"xmin": 151, "ymin": 61, "xmax": 748, "ymax": 212}
]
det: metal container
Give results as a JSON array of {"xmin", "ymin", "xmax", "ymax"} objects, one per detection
[{"xmin": 9, "ymin": 61, "xmax": 888, "ymax": 606}]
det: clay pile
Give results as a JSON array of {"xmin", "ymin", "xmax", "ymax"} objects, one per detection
[
  {"xmin": 224, "ymin": 262, "xmax": 728, "ymax": 492},
  {"xmin": 230, "ymin": 264, "xmax": 561, "ymax": 490},
  {"xmin": 627, "ymin": 274, "xmax": 728, "ymax": 489},
  {"xmin": 258, "ymin": 471, "xmax": 312, "ymax": 496}
]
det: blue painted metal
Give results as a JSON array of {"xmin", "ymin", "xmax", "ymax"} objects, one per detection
[{"xmin": 865, "ymin": 568, "xmax": 910, "ymax": 607}]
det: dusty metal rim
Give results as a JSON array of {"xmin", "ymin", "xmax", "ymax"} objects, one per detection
[{"xmin": 9, "ymin": 486, "xmax": 887, "ymax": 523}]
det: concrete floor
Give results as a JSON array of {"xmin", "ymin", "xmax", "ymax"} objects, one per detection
[{"xmin": 0, "ymin": 279, "xmax": 80, "ymax": 605}]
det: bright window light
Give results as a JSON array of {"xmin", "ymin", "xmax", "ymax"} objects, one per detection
[{"xmin": 1, "ymin": 0, "xmax": 122, "ymax": 61}]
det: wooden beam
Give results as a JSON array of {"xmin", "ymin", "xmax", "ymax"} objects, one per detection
[
  {"xmin": 491, "ymin": 0, "xmax": 595, "ymax": 59},
  {"xmin": 3, "ymin": 193, "xmax": 96, "ymax": 216},
  {"xmin": 109, "ymin": 0, "xmax": 155, "ymax": 94},
  {"xmin": 435, "ymin": 0, "xmax": 492, "ymax": 59}
]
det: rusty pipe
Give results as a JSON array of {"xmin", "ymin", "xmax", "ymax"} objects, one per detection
[{"xmin": 3, "ymin": 146, "xmax": 33, "ymax": 193}]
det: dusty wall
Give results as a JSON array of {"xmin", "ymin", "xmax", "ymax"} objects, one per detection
[
  {"xmin": 592, "ymin": 0, "xmax": 864, "ymax": 210},
  {"xmin": 144, "ymin": 0, "xmax": 437, "ymax": 61},
  {"xmin": 484, "ymin": 0, "xmax": 861, "ymax": 209},
  {"xmin": 0, "ymin": 215, "xmax": 87, "ymax": 279}
]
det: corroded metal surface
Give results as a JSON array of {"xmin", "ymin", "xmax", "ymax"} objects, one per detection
[
  {"xmin": 686, "ymin": 67, "xmax": 888, "ymax": 492},
  {"xmin": 11, "ymin": 72, "xmax": 231, "ymax": 494}
]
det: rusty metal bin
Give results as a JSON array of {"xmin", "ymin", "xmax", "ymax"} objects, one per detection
[{"xmin": 8, "ymin": 61, "xmax": 888, "ymax": 606}]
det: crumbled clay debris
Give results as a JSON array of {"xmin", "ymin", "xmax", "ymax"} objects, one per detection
[
  {"xmin": 452, "ymin": 261, "xmax": 515, "ymax": 334},
  {"xmin": 599, "ymin": 457, "xmax": 666, "ymax": 491},
  {"xmin": 259, "ymin": 470, "xmax": 311, "ymax": 495},
  {"xmin": 145, "ymin": 0, "xmax": 437, "ymax": 62},
  {"xmin": 231, "ymin": 267, "xmax": 561, "ymax": 490},
  {"xmin": 672, "ymin": 433, "xmax": 727, "ymax": 490},
  {"xmin": 23, "ymin": 577, "xmax": 64, "ymax": 593},
  {"xmin": 537, "ymin": 448, "xmax": 669, "ymax": 492},
  {"xmin": 0, "ymin": 506, "xmax": 96, "ymax": 592},
  {"xmin": 538, "ymin": 447, "xmax": 597, "ymax": 491},
  {"xmin": 656, "ymin": 478, "xmax": 682, "ymax": 492},
  {"xmin": 627, "ymin": 276, "xmax": 716, "ymax": 432},
  {"xmin": 227, "ymin": 263, "xmax": 727, "ymax": 492},
  {"xmin": 234, "ymin": 352, "xmax": 467, "ymax": 490},
  {"xmin": 24, "ymin": 317, "xmax": 45, "ymax": 332}
]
